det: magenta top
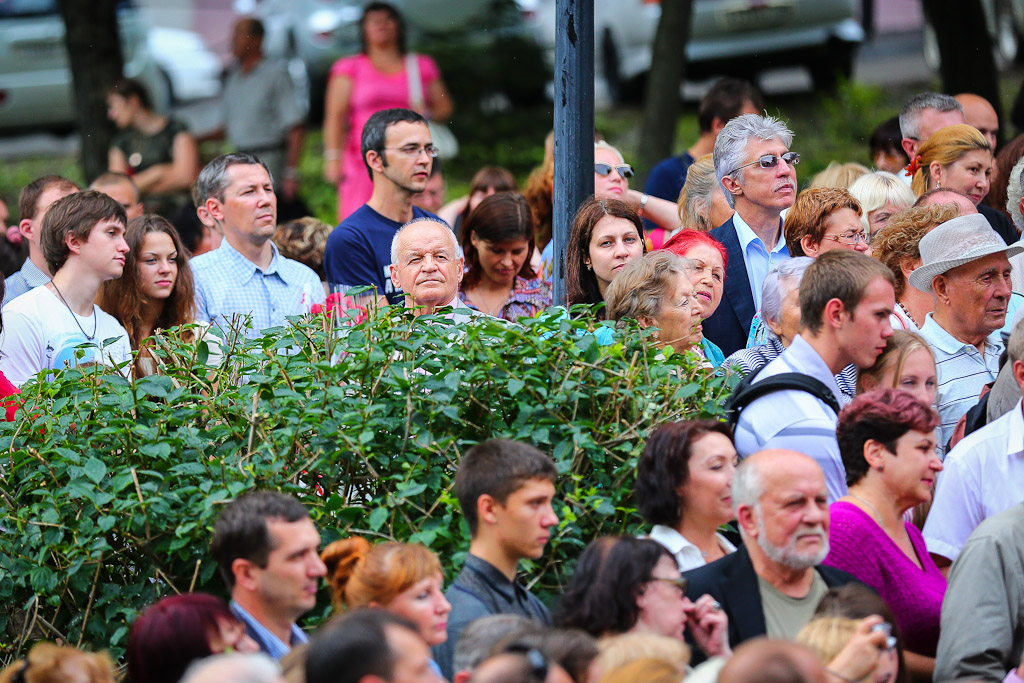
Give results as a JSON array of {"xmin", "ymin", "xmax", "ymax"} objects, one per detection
[{"xmin": 824, "ymin": 501, "xmax": 947, "ymax": 656}]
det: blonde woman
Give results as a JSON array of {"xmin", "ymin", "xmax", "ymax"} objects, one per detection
[
  {"xmin": 809, "ymin": 161, "xmax": 870, "ymax": 189},
  {"xmin": 911, "ymin": 123, "xmax": 1016, "ymax": 243},
  {"xmin": 848, "ymin": 171, "xmax": 915, "ymax": 244},
  {"xmin": 797, "ymin": 617, "xmax": 899, "ymax": 683}
]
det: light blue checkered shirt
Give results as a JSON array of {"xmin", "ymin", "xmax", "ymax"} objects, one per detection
[
  {"xmin": 4, "ymin": 258, "xmax": 49, "ymax": 305},
  {"xmin": 919, "ymin": 313, "xmax": 1003, "ymax": 450},
  {"xmin": 191, "ymin": 239, "xmax": 325, "ymax": 337}
]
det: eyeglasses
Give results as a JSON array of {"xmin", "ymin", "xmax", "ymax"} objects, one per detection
[
  {"xmin": 727, "ymin": 152, "xmax": 800, "ymax": 176},
  {"xmin": 595, "ymin": 162, "xmax": 635, "ymax": 179},
  {"xmin": 823, "ymin": 230, "xmax": 868, "ymax": 246},
  {"xmin": 651, "ymin": 576, "xmax": 690, "ymax": 594},
  {"xmin": 384, "ymin": 144, "xmax": 440, "ymax": 158},
  {"xmin": 503, "ymin": 644, "xmax": 549, "ymax": 683}
]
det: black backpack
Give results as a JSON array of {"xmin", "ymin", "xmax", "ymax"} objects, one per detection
[{"xmin": 725, "ymin": 362, "xmax": 842, "ymax": 428}]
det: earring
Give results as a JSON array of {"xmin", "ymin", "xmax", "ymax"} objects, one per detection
[
  {"xmin": 935, "ymin": 179, "xmax": 941, "ymax": 189},
  {"xmin": 586, "ymin": 264, "xmax": 592, "ymax": 271}
]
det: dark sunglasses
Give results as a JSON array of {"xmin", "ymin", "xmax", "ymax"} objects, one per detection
[
  {"xmin": 503, "ymin": 644, "xmax": 549, "ymax": 683},
  {"xmin": 727, "ymin": 151, "xmax": 800, "ymax": 176},
  {"xmin": 594, "ymin": 162, "xmax": 634, "ymax": 179}
]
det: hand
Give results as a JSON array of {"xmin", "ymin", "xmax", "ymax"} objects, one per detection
[
  {"xmin": 685, "ymin": 594, "xmax": 731, "ymax": 658},
  {"xmin": 826, "ymin": 615, "xmax": 889, "ymax": 683},
  {"xmin": 323, "ymin": 158, "xmax": 342, "ymax": 185}
]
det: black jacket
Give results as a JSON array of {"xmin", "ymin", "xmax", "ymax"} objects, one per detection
[{"xmin": 683, "ymin": 545, "xmax": 863, "ymax": 663}]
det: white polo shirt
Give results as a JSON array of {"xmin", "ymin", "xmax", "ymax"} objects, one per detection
[{"xmin": 923, "ymin": 399, "xmax": 1024, "ymax": 562}]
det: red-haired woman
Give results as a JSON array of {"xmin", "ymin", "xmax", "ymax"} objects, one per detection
[
  {"xmin": 458, "ymin": 192, "xmax": 551, "ymax": 321},
  {"xmin": 827, "ymin": 388, "xmax": 946, "ymax": 680},
  {"xmin": 127, "ymin": 593, "xmax": 259, "ymax": 683},
  {"xmin": 664, "ymin": 229, "xmax": 728, "ymax": 366},
  {"xmin": 321, "ymin": 536, "xmax": 451, "ymax": 676},
  {"xmin": 96, "ymin": 215, "xmax": 196, "ymax": 377}
]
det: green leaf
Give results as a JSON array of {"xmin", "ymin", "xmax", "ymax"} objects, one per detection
[
  {"xmin": 83, "ymin": 458, "xmax": 106, "ymax": 484},
  {"xmin": 368, "ymin": 507, "xmax": 389, "ymax": 531}
]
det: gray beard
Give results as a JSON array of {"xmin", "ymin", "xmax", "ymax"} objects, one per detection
[{"xmin": 755, "ymin": 515, "xmax": 829, "ymax": 570}]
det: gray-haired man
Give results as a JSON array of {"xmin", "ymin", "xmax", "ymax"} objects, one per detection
[
  {"xmin": 898, "ymin": 92, "xmax": 965, "ymax": 181},
  {"xmin": 704, "ymin": 113, "xmax": 797, "ymax": 356}
]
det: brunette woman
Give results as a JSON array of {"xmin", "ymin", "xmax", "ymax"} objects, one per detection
[
  {"xmin": 459, "ymin": 192, "xmax": 551, "ymax": 321},
  {"xmin": 96, "ymin": 215, "xmax": 195, "ymax": 376}
]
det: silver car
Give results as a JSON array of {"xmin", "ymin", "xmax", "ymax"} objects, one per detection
[{"xmin": 530, "ymin": 0, "xmax": 864, "ymax": 103}]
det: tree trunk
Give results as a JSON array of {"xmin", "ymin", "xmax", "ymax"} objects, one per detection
[
  {"xmin": 922, "ymin": 0, "xmax": 1002, "ymax": 129},
  {"xmin": 637, "ymin": 0, "xmax": 693, "ymax": 186},
  {"xmin": 57, "ymin": 0, "xmax": 124, "ymax": 184}
]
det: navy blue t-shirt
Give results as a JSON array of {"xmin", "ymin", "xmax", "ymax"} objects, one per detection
[
  {"xmin": 643, "ymin": 151, "xmax": 695, "ymax": 232},
  {"xmin": 323, "ymin": 204, "xmax": 441, "ymax": 304}
]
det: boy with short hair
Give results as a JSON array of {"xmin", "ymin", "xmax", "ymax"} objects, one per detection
[
  {"xmin": 434, "ymin": 439, "xmax": 559, "ymax": 679},
  {"xmin": 0, "ymin": 190, "xmax": 132, "ymax": 386}
]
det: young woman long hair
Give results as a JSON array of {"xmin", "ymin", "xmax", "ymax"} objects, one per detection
[{"xmin": 96, "ymin": 215, "xmax": 195, "ymax": 374}]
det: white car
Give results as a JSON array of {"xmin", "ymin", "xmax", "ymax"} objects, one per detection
[
  {"xmin": 148, "ymin": 27, "xmax": 222, "ymax": 105},
  {"xmin": 530, "ymin": 0, "xmax": 864, "ymax": 103}
]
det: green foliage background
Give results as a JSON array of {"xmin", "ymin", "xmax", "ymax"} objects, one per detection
[{"xmin": 0, "ymin": 308, "xmax": 728, "ymax": 663}]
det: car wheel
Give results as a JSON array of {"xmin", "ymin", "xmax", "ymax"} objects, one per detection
[
  {"xmin": 809, "ymin": 41, "xmax": 855, "ymax": 92},
  {"xmin": 923, "ymin": 18, "xmax": 940, "ymax": 72},
  {"xmin": 994, "ymin": 0, "xmax": 1019, "ymax": 69}
]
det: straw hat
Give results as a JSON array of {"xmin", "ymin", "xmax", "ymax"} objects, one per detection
[{"xmin": 908, "ymin": 213, "xmax": 1024, "ymax": 292}]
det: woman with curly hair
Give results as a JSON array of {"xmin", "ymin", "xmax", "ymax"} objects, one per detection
[
  {"xmin": 320, "ymin": 536, "xmax": 451, "ymax": 674},
  {"xmin": 871, "ymin": 204, "xmax": 959, "ymax": 333},
  {"xmin": 96, "ymin": 214, "xmax": 196, "ymax": 376},
  {"xmin": 0, "ymin": 643, "xmax": 115, "ymax": 683}
]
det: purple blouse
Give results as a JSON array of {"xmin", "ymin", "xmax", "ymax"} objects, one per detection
[{"xmin": 824, "ymin": 501, "xmax": 946, "ymax": 656}]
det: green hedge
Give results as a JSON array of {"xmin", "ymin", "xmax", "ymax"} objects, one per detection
[{"xmin": 0, "ymin": 307, "xmax": 728, "ymax": 662}]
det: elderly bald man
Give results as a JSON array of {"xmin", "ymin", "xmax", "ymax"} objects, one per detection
[
  {"xmin": 956, "ymin": 93, "xmax": 999, "ymax": 150},
  {"xmin": 389, "ymin": 217, "xmax": 465, "ymax": 316},
  {"xmin": 683, "ymin": 450, "xmax": 862, "ymax": 663}
]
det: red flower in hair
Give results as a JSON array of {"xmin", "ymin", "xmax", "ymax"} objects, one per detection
[{"xmin": 906, "ymin": 155, "xmax": 922, "ymax": 177}]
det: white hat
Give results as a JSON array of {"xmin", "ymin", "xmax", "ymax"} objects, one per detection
[{"xmin": 908, "ymin": 213, "xmax": 1024, "ymax": 292}]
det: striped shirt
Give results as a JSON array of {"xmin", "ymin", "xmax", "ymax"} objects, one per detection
[
  {"xmin": 734, "ymin": 334, "xmax": 848, "ymax": 502},
  {"xmin": 918, "ymin": 314, "xmax": 1002, "ymax": 449},
  {"xmin": 191, "ymin": 240, "xmax": 325, "ymax": 338}
]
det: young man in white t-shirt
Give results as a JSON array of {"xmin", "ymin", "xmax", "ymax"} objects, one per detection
[{"xmin": 0, "ymin": 190, "xmax": 132, "ymax": 386}]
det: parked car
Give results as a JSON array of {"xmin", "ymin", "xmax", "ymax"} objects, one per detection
[
  {"xmin": 529, "ymin": 0, "xmax": 864, "ymax": 103},
  {"xmin": 923, "ymin": 0, "xmax": 1024, "ymax": 72},
  {"xmin": 0, "ymin": 0, "xmax": 220, "ymax": 131}
]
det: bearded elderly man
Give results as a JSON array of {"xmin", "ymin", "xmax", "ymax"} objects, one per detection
[
  {"xmin": 910, "ymin": 214, "xmax": 1024, "ymax": 448},
  {"xmin": 683, "ymin": 450, "xmax": 862, "ymax": 663},
  {"xmin": 704, "ymin": 114, "xmax": 797, "ymax": 356},
  {"xmin": 389, "ymin": 217, "xmax": 470, "ymax": 318}
]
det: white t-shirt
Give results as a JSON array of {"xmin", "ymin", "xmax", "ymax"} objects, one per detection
[{"xmin": 0, "ymin": 286, "xmax": 132, "ymax": 386}]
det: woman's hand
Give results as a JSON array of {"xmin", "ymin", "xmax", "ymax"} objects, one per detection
[
  {"xmin": 685, "ymin": 594, "xmax": 731, "ymax": 658},
  {"xmin": 825, "ymin": 615, "xmax": 890, "ymax": 683},
  {"xmin": 323, "ymin": 154, "xmax": 342, "ymax": 185}
]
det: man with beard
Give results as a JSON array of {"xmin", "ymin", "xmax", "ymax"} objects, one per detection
[
  {"xmin": 323, "ymin": 108, "xmax": 443, "ymax": 306},
  {"xmin": 683, "ymin": 451, "xmax": 862, "ymax": 661}
]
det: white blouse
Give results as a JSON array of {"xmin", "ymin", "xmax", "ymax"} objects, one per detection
[{"xmin": 647, "ymin": 525, "xmax": 737, "ymax": 572}]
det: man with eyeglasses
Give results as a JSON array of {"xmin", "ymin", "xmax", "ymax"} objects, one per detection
[
  {"xmin": 324, "ymin": 108, "xmax": 446, "ymax": 306},
  {"xmin": 909, "ymin": 213, "xmax": 1023, "ymax": 450},
  {"xmin": 704, "ymin": 113, "xmax": 798, "ymax": 357},
  {"xmin": 784, "ymin": 187, "xmax": 869, "ymax": 258}
]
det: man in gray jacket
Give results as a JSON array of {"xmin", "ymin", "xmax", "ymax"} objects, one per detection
[{"xmin": 935, "ymin": 501, "xmax": 1024, "ymax": 682}]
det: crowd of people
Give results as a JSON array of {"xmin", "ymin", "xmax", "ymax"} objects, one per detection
[{"xmin": 6, "ymin": 2, "xmax": 1024, "ymax": 682}]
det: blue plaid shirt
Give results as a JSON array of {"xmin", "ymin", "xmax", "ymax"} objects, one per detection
[{"xmin": 191, "ymin": 240, "xmax": 325, "ymax": 337}]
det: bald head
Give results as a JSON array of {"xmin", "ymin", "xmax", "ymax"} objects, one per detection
[
  {"xmin": 733, "ymin": 450, "xmax": 825, "ymax": 511},
  {"xmin": 956, "ymin": 93, "xmax": 999, "ymax": 149},
  {"xmin": 718, "ymin": 639, "xmax": 826, "ymax": 683},
  {"xmin": 388, "ymin": 218, "xmax": 463, "ymax": 313},
  {"xmin": 915, "ymin": 187, "xmax": 978, "ymax": 216}
]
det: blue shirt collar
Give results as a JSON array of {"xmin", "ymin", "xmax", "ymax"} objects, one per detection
[
  {"xmin": 230, "ymin": 600, "xmax": 308, "ymax": 660},
  {"xmin": 218, "ymin": 238, "xmax": 285, "ymax": 279},
  {"xmin": 733, "ymin": 210, "xmax": 787, "ymax": 254}
]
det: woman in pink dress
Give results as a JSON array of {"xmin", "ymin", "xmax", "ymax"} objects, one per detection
[{"xmin": 322, "ymin": 2, "xmax": 453, "ymax": 221}]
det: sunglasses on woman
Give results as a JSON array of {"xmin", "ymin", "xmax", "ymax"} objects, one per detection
[{"xmin": 595, "ymin": 162, "xmax": 635, "ymax": 179}]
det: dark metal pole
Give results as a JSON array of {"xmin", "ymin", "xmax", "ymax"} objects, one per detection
[{"xmin": 552, "ymin": 0, "xmax": 594, "ymax": 306}]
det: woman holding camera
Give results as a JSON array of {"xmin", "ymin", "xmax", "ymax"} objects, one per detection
[{"xmin": 826, "ymin": 389, "xmax": 946, "ymax": 681}]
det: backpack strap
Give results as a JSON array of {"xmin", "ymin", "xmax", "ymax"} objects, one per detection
[{"xmin": 727, "ymin": 371, "xmax": 842, "ymax": 426}]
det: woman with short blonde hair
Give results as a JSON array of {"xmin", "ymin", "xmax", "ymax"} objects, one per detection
[
  {"xmin": 848, "ymin": 171, "xmax": 915, "ymax": 243},
  {"xmin": 677, "ymin": 153, "xmax": 734, "ymax": 232}
]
